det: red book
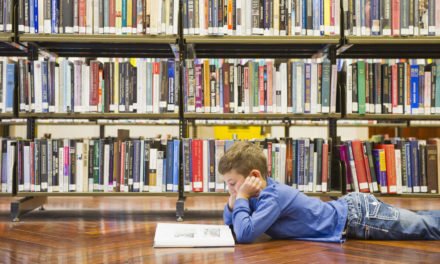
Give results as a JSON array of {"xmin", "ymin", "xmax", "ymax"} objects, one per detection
[
  {"xmin": 109, "ymin": 0, "xmax": 115, "ymax": 29},
  {"xmin": 375, "ymin": 144, "xmax": 397, "ymax": 194},
  {"xmin": 363, "ymin": 154, "xmax": 373, "ymax": 192},
  {"xmin": 322, "ymin": 143, "xmax": 329, "ymax": 192},
  {"xmin": 192, "ymin": 140, "xmax": 203, "ymax": 192},
  {"xmin": 351, "ymin": 140, "xmax": 370, "ymax": 192},
  {"xmin": 392, "ymin": 0, "xmax": 400, "ymax": 36},
  {"xmin": 267, "ymin": 142, "xmax": 273, "ymax": 178}
]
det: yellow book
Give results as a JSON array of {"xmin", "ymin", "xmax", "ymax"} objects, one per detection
[
  {"xmin": 324, "ymin": 0, "xmax": 331, "ymax": 35},
  {"xmin": 127, "ymin": 0, "xmax": 132, "ymax": 34},
  {"xmin": 204, "ymin": 59, "xmax": 210, "ymax": 112},
  {"xmin": 116, "ymin": 0, "xmax": 122, "ymax": 34}
]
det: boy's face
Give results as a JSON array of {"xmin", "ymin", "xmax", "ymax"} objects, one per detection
[{"xmin": 223, "ymin": 169, "xmax": 246, "ymax": 196}]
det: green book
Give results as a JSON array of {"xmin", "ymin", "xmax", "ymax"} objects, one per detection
[{"xmin": 357, "ymin": 61, "xmax": 366, "ymax": 114}]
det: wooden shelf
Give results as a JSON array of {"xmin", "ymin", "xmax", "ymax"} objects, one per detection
[
  {"xmin": 18, "ymin": 113, "xmax": 179, "ymax": 120},
  {"xmin": 185, "ymin": 113, "xmax": 341, "ymax": 120},
  {"xmin": 0, "ymin": 193, "xmax": 13, "ymax": 197},
  {"xmin": 20, "ymin": 34, "xmax": 178, "ymax": 58},
  {"xmin": 345, "ymin": 114, "xmax": 440, "ymax": 121},
  {"xmin": 184, "ymin": 191, "xmax": 342, "ymax": 197},
  {"xmin": 340, "ymin": 36, "xmax": 440, "ymax": 58},
  {"xmin": 0, "ymin": 113, "xmax": 16, "ymax": 119},
  {"xmin": 16, "ymin": 192, "xmax": 178, "ymax": 197},
  {"xmin": 0, "ymin": 33, "xmax": 13, "ymax": 42},
  {"xmin": 186, "ymin": 35, "xmax": 339, "ymax": 58}
]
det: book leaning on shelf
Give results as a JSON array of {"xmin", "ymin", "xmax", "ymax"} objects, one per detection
[
  {"xmin": 336, "ymin": 136, "xmax": 440, "ymax": 195},
  {"xmin": 17, "ymin": 0, "xmax": 179, "ymax": 35},
  {"xmin": 344, "ymin": 0, "xmax": 440, "ymax": 37},
  {"xmin": 15, "ymin": 137, "xmax": 180, "ymax": 193},
  {"xmin": 183, "ymin": 0, "xmax": 340, "ymax": 36},
  {"xmin": 343, "ymin": 59, "xmax": 440, "ymax": 115},
  {"xmin": 0, "ymin": 138, "xmax": 16, "ymax": 194},
  {"xmin": 184, "ymin": 58, "xmax": 338, "ymax": 114},
  {"xmin": 182, "ymin": 138, "xmax": 332, "ymax": 193},
  {"xmin": 17, "ymin": 58, "xmax": 178, "ymax": 114}
]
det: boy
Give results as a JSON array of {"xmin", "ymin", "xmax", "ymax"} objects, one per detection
[{"xmin": 220, "ymin": 141, "xmax": 440, "ymax": 243}]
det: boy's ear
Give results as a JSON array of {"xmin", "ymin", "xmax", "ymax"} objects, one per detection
[{"xmin": 249, "ymin": 169, "xmax": 262, "ymax": 178}]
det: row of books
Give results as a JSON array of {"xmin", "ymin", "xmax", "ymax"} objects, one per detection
[
  {"xmin": 17, "ymin": 0, "xmax": 179, "ymax": 35},
  {"xmin": 183, "ymin": 0, "xmax": 340, "ymax": 36},
  {"xmin": 343, "ymin": 59, "xmax": 440, "ymax": 115},
  {"xmin": 10, "ymin": 58, "xmax": 178, "ymax": 114},
  {"xmin": 184, "ymin": 59, "xmax": 338, "ymax": 114},
  {"xmin": 337, "ymin": 137, "xmax": 440, "ymax": 194},
  {"xmin": 182, "ymin": 138, "xmax": 331, "ymax": 193},
  {"xmin": 344, "ymin": 0, "xmax": 440, "ymax": 37},
  {"xmin": 11, "ymin": 137, "xmax": 181, "ymax": 193}
]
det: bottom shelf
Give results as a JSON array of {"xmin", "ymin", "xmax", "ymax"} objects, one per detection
[
  {"xmin": 16, "ymin": 192, "xmax": 179, "ymax": 197},
  {"xmin": 184, "ymin": 191, "xmax": 343, "ymax": 197},
  {"xmin": 0, "ymin": 193, "xmax": 13, "ymax": 197}
]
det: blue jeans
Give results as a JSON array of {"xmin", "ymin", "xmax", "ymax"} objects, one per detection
[{"xmin": 340, "ymin": 192, "xmax": 440, "ymax": 240}]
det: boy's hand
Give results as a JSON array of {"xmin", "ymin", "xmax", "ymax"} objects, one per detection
[{"xmin": 237, "ymin": 176, "xmax": 263, "ymax": 200}]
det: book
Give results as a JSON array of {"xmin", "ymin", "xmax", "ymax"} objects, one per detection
[{"xmin": 153, "ymin": 223, "xmax": 235, "ymax": 248}]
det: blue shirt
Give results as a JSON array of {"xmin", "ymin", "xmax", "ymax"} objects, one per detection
[{"xmin": 223, "ymin": 177, "xmax": 348, "ymax": 243}]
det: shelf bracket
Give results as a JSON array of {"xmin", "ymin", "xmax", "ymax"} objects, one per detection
[{"xmin": 10, "ymin": 196, "xmax": 48, "ymax": 222}]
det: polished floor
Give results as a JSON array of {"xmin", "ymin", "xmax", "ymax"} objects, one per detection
[{"xmin": 0, "ymin": 195, "xmax": 440, "ymax": 263}]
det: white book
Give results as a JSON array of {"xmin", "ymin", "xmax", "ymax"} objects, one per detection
[
  {"xmin": 236, "ymin": 0, "xmax": 242, "ymax": 34},
  {"xmin": 94, "ymin": 0, "xmax": 100, "ymax": 34},
  {"xmin": 203, "ymin": 140, "xmax": 210, "ymax": 192},
  {"xmin": 148, "ymin": 147, "xmax": 158, "ymax": 192},
  {"xmin": 103, "ymin": 143, "xmax": 110, "ymax": 192},
  {"xmin": 139, "ymin": 140, "xmax": 145, "ymax": 192},
  {"xmin": 156, "ymin": 150, "xmax": 164, "ymax": 193},
  {"xmin": 296, "ymin": 64, "xmax": 303, "ymax": 113},
  {"xmin": 346, "ymin": 63, "xmax": 353, "ymax": 114},
  {"xmin": 83, "ymin": 64, "xmax": 90, "ymax": 112},
  {"xmin": 86, "ymin": 0, "xmax": 93, "ymax": 33},
  {"xmin": 39, "ymin": 0, "xmax": 44, "ymax": 33},
  {"xmin": 23, "ymin": 145, "xmax": 30, "ymax": 192},
  {"xmin": 173, "ymin": 0, "xmax": 179, "ymax": 34},
  {"xmin": 330, "ymin": 64, "xmax": 337, "ymax": 113},
  {"xmin": 154, "ymin": 223, "xmax": 235, "ymax": 248},
  {"xmin": 199, "ymin": 0, "xmax": 206, "ymax": 35},
  {"xmin": 34, "ymin": 61, "xmax": 43, "ymax": 113},
  {"xmin": 395, "ymin": 149, "xmax": 403, "ymax": 194},
  {"xmin": 311, "ymin": 63, "xmax": 318, "ymax": 114},
  {"xmin": 82, "ymin": 139, "xmax": 89, "ymax": 193},
  {"xmin": 6, "ymin": 141, "xmax": 15, "ymax": 194},
  {"xmin": 281, "ymin": 63, "xmax": 288, "ymax": 113}
]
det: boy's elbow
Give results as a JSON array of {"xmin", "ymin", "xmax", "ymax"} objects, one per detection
[{"xmin": 234, "ymin": 229, "xmax": 256, "ymax": 244}]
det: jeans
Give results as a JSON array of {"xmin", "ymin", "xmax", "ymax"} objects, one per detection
[{"xmin": 340, "ymin": 192, "xmax": 440, "ymax": 240}]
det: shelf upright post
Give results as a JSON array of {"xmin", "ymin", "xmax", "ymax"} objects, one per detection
[
  {"xmin": 283, "ymin": 118, "xmax": 291, "ymax": 138},
  {"xmin": 11, "ymin": 41, "xmax": 47, "ymax": 222},
  {"xmin": 176, "ymin": 0, "xmax": 186, "ymax": 221}
]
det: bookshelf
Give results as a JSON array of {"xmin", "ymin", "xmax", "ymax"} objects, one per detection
[{"xmin": 2, "ymin": 0, "xmax": 440, "ymax": 222}]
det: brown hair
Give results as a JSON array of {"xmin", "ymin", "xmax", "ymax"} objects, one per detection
[{"xmin": 218, "ymin": 141, "xmax": 268, "ymax": 179}]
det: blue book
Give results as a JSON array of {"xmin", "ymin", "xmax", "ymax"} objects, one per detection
[
  {"xmin": 371, "ymin": 0, "xmax": 380, "ymax": 35},
  {"xmin": 133, "ymin": 140, "xmax": 140, "ymax": 192},
  {"xmin": 165, "ymin": 140, "xmax": 174, "ymax": 192},
  {"xmin": 122, "ymin": 0, "xmax": 127, "ymax": 33},
  {"xmin": 172, "ymin": 140, "xmax": 180, "ymax": 192},
  {"xmin": 410, "ymin": 65, "xmax": 419, "ymax": 113},
  {"xmin": 319, "ymin": 0, "xmax": 324, "ymax": 35},
  {"xmin": 6, "ymin": 63, "xmax": 15, "ymax": 112},
  {"xmin": 51, "ymin": 0, "xmax": 58, "ymax": 33},
  {"xmin": 167, "ymin": 60, "xmax": 175, "ymax": 111},
  {"xmin": 313, "ymin": 0, "xmax": 320, "ymax": 34},
  {"xmin": 30, "ymin": 0, "xmax": 34, "ymax": 33},
  {"xmin": 292, "ymin": 140, "xmax": 297, "ymax": 187},
  {"xmin": 34, "ymin": 0, "xmax": 38, "ymax": 33},
  {"xmin": 302, "ymin": 0, "xmax": 307, "ymax": 32},
  {"xmin": 372, "ymin": 149, "xmax": 382, "ymax": 186},
  {"xmin": 297, "ymin": 139, "xmax": 305, "ymax": 190},
  {"xmin": 41, "ymin": 61, "xmax": 49, "ymax": 113}
]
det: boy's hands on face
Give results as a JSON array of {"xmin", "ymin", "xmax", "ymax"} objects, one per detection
[{"xmin": 237, "ymin": 176, "xmax": 263, "ymax": 200}]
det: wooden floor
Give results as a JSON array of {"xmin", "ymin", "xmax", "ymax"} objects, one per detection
[{"xmin": 1, "ymin": 196, "xmax": 440, "ymax": 263}]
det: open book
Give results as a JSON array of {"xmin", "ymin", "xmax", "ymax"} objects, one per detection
[{"xmin": 153, "ymin": 223, "xmax": 235, "ymax": 248}]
